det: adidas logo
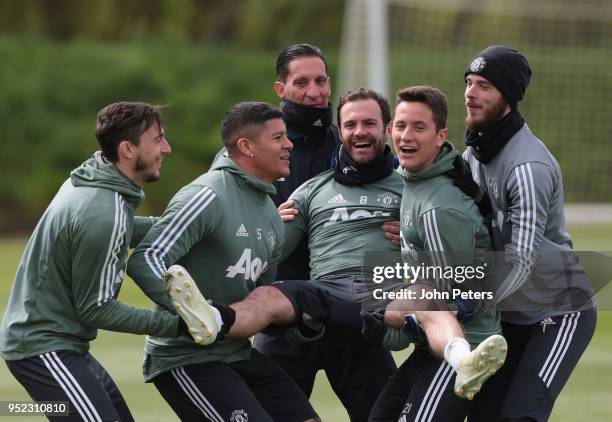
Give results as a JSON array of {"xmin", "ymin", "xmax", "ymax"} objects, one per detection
[
  {"xmin": 312, "ymin": 118, "xmax": 323, "ymax": 127},
  {"xmin": 540, "ymin": 317, "xmax": 556, "ymax": 332},
  {"xmin": 328, "ymin": 194, "xmax": 347, "ymax": 204},
  {"xmin": 235, "ymin": 224, "xmax": 249, "ymax": 237}
]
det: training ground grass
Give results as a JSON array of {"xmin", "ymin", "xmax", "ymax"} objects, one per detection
[{"xmin": 0, "ymin": 224, "xmax": 610, "ymax": 421}]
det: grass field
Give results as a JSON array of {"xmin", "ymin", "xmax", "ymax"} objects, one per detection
[{"xmin": 0, "ymin": 224, "xmax": 611, "ymax": 421}]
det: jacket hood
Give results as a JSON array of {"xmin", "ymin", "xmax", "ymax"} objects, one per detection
[
  {"xmin": 70, "ymin": 151, "xmax": 145, "ymax": 206},
  {"xmin": 210, "ymin": 155, "xmax": 277, "ymax": 197},
  {"xmin": 398, "ymin": 141, "xmax": 458, "ymax": 181}
]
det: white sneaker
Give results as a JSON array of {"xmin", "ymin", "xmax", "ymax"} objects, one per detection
[
  {"xmin": 454, "ymin": 334, "xmax": 507, "ymax": 400},
  {"xmin": 164, "ymin": 264, "xmax": 220, "ymax": 345}
]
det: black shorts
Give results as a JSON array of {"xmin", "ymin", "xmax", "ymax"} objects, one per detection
[
  {"xmin": 5, "ymin": 350, "xmax": 133, "ymax": 422},
  {"xmin": 369, "ymin": 346, "xmax": 473, "ymax": 422},
  {"xmin": 152, "ymin": 349, "xmax": 318, "ymax": 422},
  {"xmin": 257, "ymin": 278, "xmax": 396, "ymax": 422},
  {"xmin": 469, "ymin": 310, "xmax": 597, "ymax": 422},
  {"xmin": 271, "ymin": 277, "xmax": 367, "ymax": 329}
]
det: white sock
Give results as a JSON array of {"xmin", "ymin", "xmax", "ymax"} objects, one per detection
[
  {"xmin": 206, "ymin": 300, "xmax": 224, "ymax": 330},
  {"xmin": 444, "ymin": 337, "xmax": 471, "ymax": 372},
  {"xmin": 212, "ymin": 306, "xmax": 223, "ymax": 330}
]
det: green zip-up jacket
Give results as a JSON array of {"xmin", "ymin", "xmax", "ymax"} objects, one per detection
[
  {"xmin": 284, "ymin": 170, "xmax": 402, "ymax": 279},
  {"xmin": 127, "ymin": 156, "xmax": 284, "ymax": 381},
  {"xmin": 0, "ymin": 152, "xmax": 179, "ymax": 361},
  {"xmin": 398, "ymin": 141, "xmax": 500, "ymax": 345}
]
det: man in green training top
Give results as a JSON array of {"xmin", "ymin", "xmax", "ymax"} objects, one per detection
[
  {"xmin": 127, "ymin": 101, "xmax": 320, "ymax": 422},
  {"xmin": 0, "ymin": 102, "xmax": 184, "ymax": 421},
  {"xmin": 368, "ymin": 86, "xmax": 504, "ymax": 421}
]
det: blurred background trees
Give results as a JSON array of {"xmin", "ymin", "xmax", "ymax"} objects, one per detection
[
  {"xmin": 1, "ymin": 0, "xmax": 610, "ymax": 233},
  {"xmin": 0, "ymin": 0, "xmax": 345, "ymax": 47},
  {"xmin": 0, "ymin": 0, "xmax": 344, "ymax": 232}
]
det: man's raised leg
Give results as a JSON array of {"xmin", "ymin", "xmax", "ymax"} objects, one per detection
[
  {"xmin": 226, "ymin": 285, "xmax": 296, "ymax": 339},
  {"xmin": 166, "ymin": 266, "xmax": 337, "ymax": 342},
  {"xmin": 383, "ymin": 284, "xmax": 507, "ymax": 400}
]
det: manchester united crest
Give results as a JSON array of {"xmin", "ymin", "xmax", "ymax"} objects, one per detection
[
  {"xmin": 469, "ymin": 56, "xmax": 486, "ymax": 72},
  {"xmin": 230, "ymin": 409, "xmax": 248, "ymax": 422},
  {"xmin": 377, "ymin": 192, "xmax": 400, "ymax": 208}
]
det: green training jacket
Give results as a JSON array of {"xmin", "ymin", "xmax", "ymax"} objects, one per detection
[
  {"xmin": 0, "ymin": 152, "xmax": 179, "ymax": 361},
  {"xmin": 284, "ymin": 170, "xmax": 402, "ymax": 279},
  {"xmin": 398, "ymin": 141, "xmax": 500, "ymax": 345},
  {"xmin": 127, "ymin": 156, "xmax": 284, "ymax": 381}
]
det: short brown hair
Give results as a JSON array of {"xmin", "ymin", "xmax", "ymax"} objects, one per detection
[
  {"xmin": 95, "ymin": 102, "xmax": 164, "ymax": 162},
  {"xmin": 395, "ymin": 86, "xmax": 447, "ymax": 131},
  {"xmin": 337, "ymin": 87, "xmax": 391, "ymax": 128}
]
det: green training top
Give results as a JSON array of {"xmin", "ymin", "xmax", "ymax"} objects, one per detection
[
  {"xmin": 127, "ymin": 156, "xmax": 284, "ymax": 381},
  {"xmin": 398, "ymin": 141, "xmax": 500, "ymax": 346},
  {"xmin": 284, "ymin": 169, "xmax": 402, "ymax": 279},
  {"xmin": 0, "ymin": 152, "xmax": 179, "ymax": 361}
]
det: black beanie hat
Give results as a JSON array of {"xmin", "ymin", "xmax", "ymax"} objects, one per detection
[{"xmin": 464, "ymin": 45, "xmax": 532, "ymax": 105}]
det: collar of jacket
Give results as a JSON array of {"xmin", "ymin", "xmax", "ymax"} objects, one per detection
[
  {"xmin": 210, "ymin": 155, "xmax": 277, "ymax": 202},
  {"xmin": 280, "ymin": 100, "xmax": 333, "ymax": 149},
  {"xmin": 70, "ymin": 151, "xmax": 145, "ymax": 209},
  {"xmin": 398, "ymin": 141, "xmax": 459, "ymax": 182}
]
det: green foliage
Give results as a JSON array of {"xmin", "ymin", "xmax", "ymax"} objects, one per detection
[
  {"xmin": 378, "ymin": 1, "xmax": 612, "ymax": 203},
  {"xmin": 0, "ymin": 37, "xmax": 337, "ymax": 232},
  {"xmin": 0, "ymin": 0, "xmax": 345, "ymax": 49},
  {"xmin": 387, "ymin": 42, "xmax": 612, "ymax": 203}
]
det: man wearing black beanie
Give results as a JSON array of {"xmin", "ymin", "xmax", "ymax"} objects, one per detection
[{"xmin": 462, "ymin": 46, "xmax": 596, "ymax": 421}]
